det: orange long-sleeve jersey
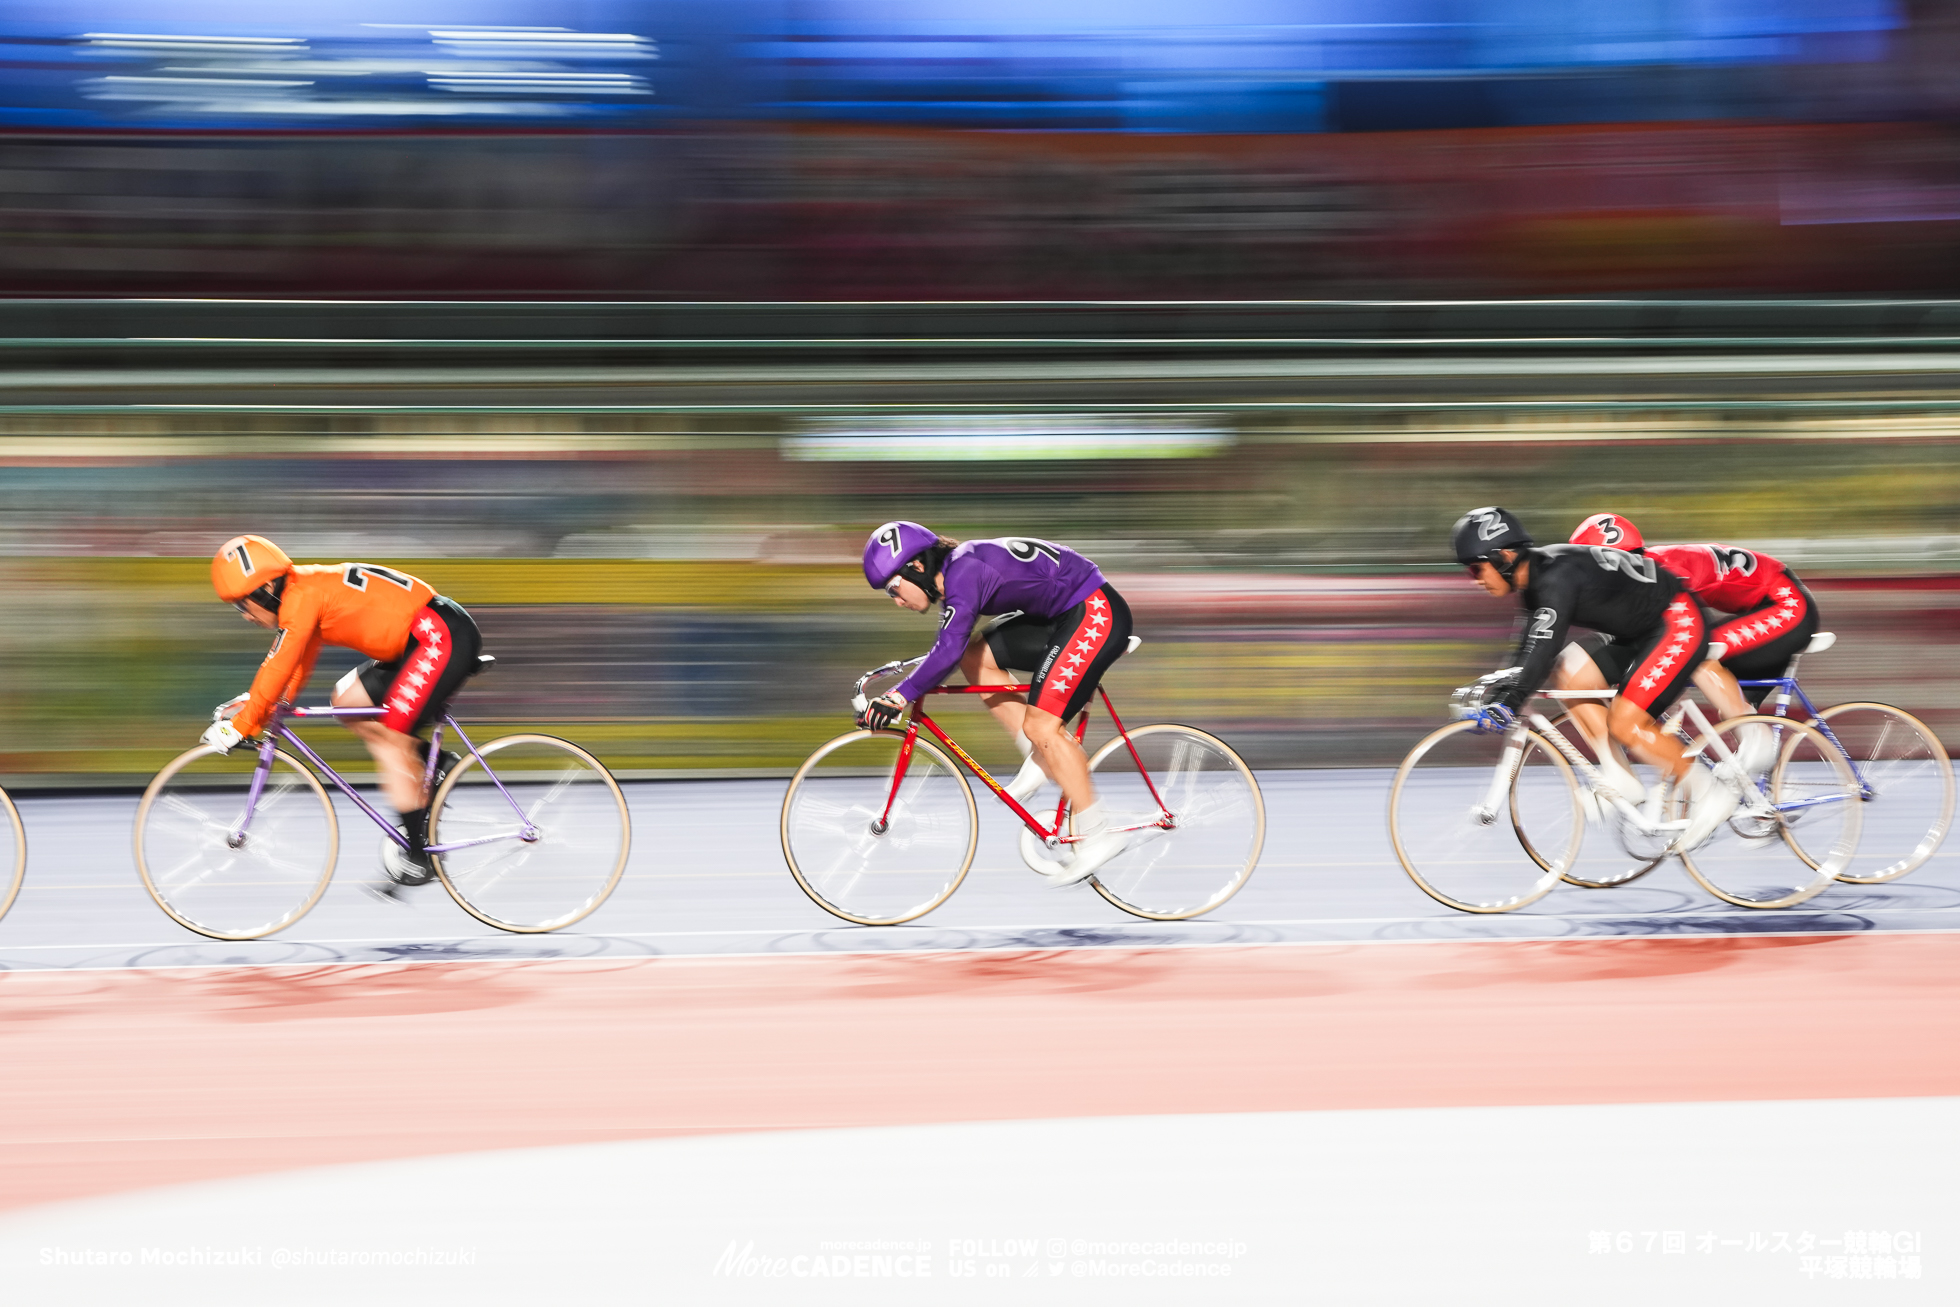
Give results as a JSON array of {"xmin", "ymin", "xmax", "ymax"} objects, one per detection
[{"xmin": 232, "ymin": 563, "xmax": 437, "ymax": 738}]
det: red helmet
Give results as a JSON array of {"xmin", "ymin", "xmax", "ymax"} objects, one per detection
[{"xmin": 1569, "ymin": 513, "xmax": 1644, "ymax": 552}]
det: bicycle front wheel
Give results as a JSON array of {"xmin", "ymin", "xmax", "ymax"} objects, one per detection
[
  {"xmin": 1676, "ymin": 715, "xmax": 1862, "ymax": 909},
  {"xmin": 1388, "ymin": 720, "xmax": 1580, "ymax": 914},
  {"xmin": 429, "ymin": 735, "xmax": 630, "ymax": 933},
  {"xmin": 1811, "ymin": 702, "xmax": 1955, "ymax": 883},
  {"xmin": 1082, "ymin": 724, "xmax": 1264, "ymax": 920},
  {"xmin": 781, "ymin": 730, "xmax": 977, "ymax": 926},
  {"xmin": 134, "ymin": 745, "xmax": 339, "ymax": 940},
  {"xmin": 0, "ymin": 786, "xmax": 24, "ymax": 924}
]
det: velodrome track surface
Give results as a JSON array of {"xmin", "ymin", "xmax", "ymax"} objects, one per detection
[{"xmin": 0, "ymin": 772, "xmax": 1955, "ymax": 1302}]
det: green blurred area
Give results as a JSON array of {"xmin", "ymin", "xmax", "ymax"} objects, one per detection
[
  {"xmin": 5, "ymin": 413, "xmax": 1958, "ymax": 785},
  {"xmin": 11, "ymin": 298, "xmax": 1960, "ymax": 786}
]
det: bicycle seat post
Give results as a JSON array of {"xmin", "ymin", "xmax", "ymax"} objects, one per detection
[{"xmin": 1767, "ymin": 652, "xmax": 1804, "ymax": 718}]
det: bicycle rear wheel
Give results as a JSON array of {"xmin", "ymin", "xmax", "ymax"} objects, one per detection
[
  {"xmin": 0, "ymin": 786, "xmax": 24, "ymax": 924},
  {"xmin": 1388, "ymin": 720, "xmax": 1580, "ymax": 914},
  {"xmin": 429, "ymin": 735, "xmax": 630, "ymax": 933},
  {"xmin": 1676, "ymin": 715, "xmax": 1861, "ymax": 909},
  {"xmin": 781, "ymin": 730, "xmax": 977, "ymax": 925},
  {"xmin": 1810, "ymin": 702, "xmax": 1955, "ymax": 883},
  {"xmin": 134, "ymin": 745, "xmax": 339, "ymax": 940},
  {"xmin": 1079, "ymin": 724, "xmax": 1264, "ymax": 920}
]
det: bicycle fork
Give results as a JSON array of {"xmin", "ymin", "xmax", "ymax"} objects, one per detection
[{"xmin": 227, "ymin": 738, "xmax": 280, "ymax": 847}]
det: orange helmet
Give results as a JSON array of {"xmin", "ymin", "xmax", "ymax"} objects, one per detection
[
  {"xmin": 212, "ymin": 534, "xmax": 293, "ymax": 604},
  {"xmin": 1569, "ymin": 513, "xmax": 1644, "ymax": 552}
]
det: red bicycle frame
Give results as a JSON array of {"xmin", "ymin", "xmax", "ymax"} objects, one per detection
[{"xmin": 870, "ymin": 681, "xmax": 1174, "ymax": 847}]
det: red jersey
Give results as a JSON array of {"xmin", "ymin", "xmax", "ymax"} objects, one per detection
[
  {"xmin": 1646, "ymin": 544, "xmax": 1789, "ymax": 614},
  {"xmin": 233, "ymin": 563, "xmax": 437, "ymax": 737}
]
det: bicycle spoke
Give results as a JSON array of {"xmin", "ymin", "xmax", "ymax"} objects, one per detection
[
  {"xmin": 1086, "ymin": 725, "xmax": 1264, "ymax": 920},
  {"xmin": 431, "ymin": 736, "xmax": 629, "ymax": 933},
  {"xmin": 136, "ymin": 746, "xmax": 338, "ymax": 940},
  {"xmin": 781, "ymin": 733, "xmax": 976, "ymax": 925}
]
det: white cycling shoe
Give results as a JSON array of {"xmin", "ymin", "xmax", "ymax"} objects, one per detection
[
  {"xmin": 1582, "ymin": 757, "xmax": 1645, "ymax": 823},
  {"xmin": 1046, "ymin": 805, "xmax": 1153, "ymax": 888},
  {"xmin": 1004, "ymin": 754, "xmax": 1048, "ymax": 803},
  {"xmin": 1675, "ymin": 764, "xmax": 1743, "ymax": 852},
  {"xmin": 1733, "ymin": 721, "xmax": 1778, "ymax": 776}
]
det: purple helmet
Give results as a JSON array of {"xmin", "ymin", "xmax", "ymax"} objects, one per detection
[{"xmin": 863, "ymin": 520, "xmax": 939, "ymax": 590}]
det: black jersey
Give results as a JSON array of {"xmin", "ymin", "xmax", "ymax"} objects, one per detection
[{"xmin": 1495, "ymin": 543, "xmax": 1684, "ymax": 711}]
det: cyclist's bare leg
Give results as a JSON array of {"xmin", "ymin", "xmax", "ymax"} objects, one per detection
[
  {"xmin": 1608, "ymin": 697, "xmax": 1691, "ymax": 782},
  {"xmin": 1023, "ymin": 705, "xmax": 1095, "ymax": 815},
  {"xmin": 1693, "ymin": 659, "xmax": 1752, "ymax": 721},
  {"xmin": 1552, "ymin": 642, "xmax": 1613, "ymax": 758},
  {"xmin": 331, "ymin": 671, "xmax": 427, "ymax": 814},
  {"xmin": 960, "ymin": 637, "xmax": 1053, "ymax": 783}
]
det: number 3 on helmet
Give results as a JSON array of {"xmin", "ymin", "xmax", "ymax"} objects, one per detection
[
  {"xmin": 212, "ymin": 534, "xmax": 294, "ymax": 603},
  {"xmin": 1568, "ymin": 513, "xmax": 1645, "ymax": 552}
]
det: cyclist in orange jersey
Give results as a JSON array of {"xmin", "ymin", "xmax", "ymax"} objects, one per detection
[{"xmin": 205, "ymin": 535, "xmax": 483, "ymax": 894}]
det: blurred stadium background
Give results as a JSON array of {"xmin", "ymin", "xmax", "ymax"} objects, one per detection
[{"xmin": 2, "ymin": 0, "xmax": 1958, "ymax": 784}]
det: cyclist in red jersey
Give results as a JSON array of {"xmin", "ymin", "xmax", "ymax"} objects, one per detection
[{"xmin": 1569, "ymin": 513, "xmax": 1817, "ymax": 773}]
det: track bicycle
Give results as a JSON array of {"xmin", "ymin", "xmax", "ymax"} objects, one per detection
[
  {"xmin": 779, "ymin": 642, "xmax": 1265, "ymax": 925},
  {"xmin": 1388, "ymin": 677, "xmax": 1864, "ymax": 913},
  {"xmin": 134, "ymin": 659, "xmax": 630, "ymax": 940},
  {"xmin": 1545, "ymin": 631, "xmax": 1953, "ymax": 887}
]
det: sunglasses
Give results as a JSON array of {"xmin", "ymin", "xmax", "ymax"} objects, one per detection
[
  {"xmin": 885, "ymin": 578, "xmax": 906, "ymax": 598},
  {"xmin": 1464, "ymin": 561, "xmax": 1487, "ymax": 578}
]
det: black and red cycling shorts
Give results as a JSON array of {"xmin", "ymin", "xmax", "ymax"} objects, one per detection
[
  {"xmin": 1583, "ymin": 593, "xmax": 1708, "ymax": 715},
  {"xmin": 1711, "ymin": 574, "xmax": 1818, "ymax": 684},
  {"xmin": 355, "ymin": 596, "xmax": 483, "ymax": 734},
  {"xmin": 984, "ymin": 585, "xmax": 1133, "ymax": 722}
]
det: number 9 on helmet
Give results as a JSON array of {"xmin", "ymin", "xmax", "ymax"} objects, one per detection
[
  {"xmin": 211, "ymin": 534, "xmax": 294, "ymax": 604},
  {"xmin": 862, "ymin": 520, "xmax": 941, "ymax": 590}
]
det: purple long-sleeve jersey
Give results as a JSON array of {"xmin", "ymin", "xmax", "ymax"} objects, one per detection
[{"xmin": 895, "ymin": 537, "xmax": 1106, "ymax": 701}]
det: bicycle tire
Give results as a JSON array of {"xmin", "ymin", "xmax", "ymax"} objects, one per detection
[
  {"xmin": 781, "ymin": 730, "xmax": 978, "ymax": 925},
  {"xmin": 1809, "ymin": 702, "xmax": 1955, "ymax": 884},
  {"xmin": 1675, "ymin": 715, "xmax": 1862, "ymax": 909},
  {"xmin": 429, "ymin": 734, "xmax": 631, "ymax": 933},
  {"xmin": 134, "ymin": 744, "xmax": 339, "ymax": 940},
  {"xmin": 0, "ymin": 785, "xmax": 24, "ymax": 925},
  {"xmin": 1080, "ymin": 724, "xmax": 1265, "ymax": 921},
  {"xmin": 1542, "ymin": 710, "xmax": 1666, "ymax": 889},
  {"xmin": 1388, "ymin": 720, "xmax": 1580, "ymax": 914}
]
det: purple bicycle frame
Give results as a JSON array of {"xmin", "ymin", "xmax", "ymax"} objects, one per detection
[{"xmin": 227, "ymin": 704, "xmax": 539, "ymax": 854}]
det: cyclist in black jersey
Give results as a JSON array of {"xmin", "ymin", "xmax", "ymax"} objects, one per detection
[{"xmin": 1451, "ymin": 506, "xmax": 1741, "ymax": 849}]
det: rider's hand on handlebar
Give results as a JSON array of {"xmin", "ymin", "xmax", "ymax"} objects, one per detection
[
  {"xmin": 1471, "ymin": 703, "xmax": 1518, "ymax": 735},
  {"xmin": 200, "ymin": 719, "xmax": 246, "ymax": 755},
  {"xmin": 856, "ymin": 691, "xmax": 907, "ymax": 732},
  {"xmin": 212, "ymin": 693, "xmax": 250, "ymax": 722}
]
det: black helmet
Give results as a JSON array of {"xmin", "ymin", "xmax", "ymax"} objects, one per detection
[{"xmin": 1452, "ymin": 506, "xmax": 1534, "ymax": 569}]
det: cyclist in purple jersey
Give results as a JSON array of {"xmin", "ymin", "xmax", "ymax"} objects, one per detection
[
  {"xmin": 860, "ymin": 522, "xmax": 1144, "ymax": 886},
  {"xmin": 892, "ymin": 538, "xmax": 1108, "ymax": 702}
]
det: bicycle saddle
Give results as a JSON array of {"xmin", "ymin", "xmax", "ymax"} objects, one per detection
[
  {"xmin": 470, "ymin": 654, "xmax": 496, "ymax": 677},
  {"xmin": 1805, "ymin": 632, "xmax": 1836, "ymax": 655}
]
